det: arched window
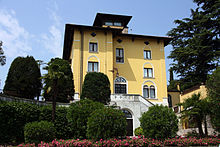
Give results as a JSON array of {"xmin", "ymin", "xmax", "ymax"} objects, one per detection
[
  {"xmin": 150, "ymin": 85, "xmax": 155, "ymax": 98},
  {"xmin": 143, "ymin": 85, "xmax": 149, "ymax": 98},
  {"xmin": 122, "ymin": 109, "xmax": 132, "ymax": 118},
  {"xmin": 143, "ymin": 83, "xmax": 156, "ymax": 98},
  {"xmin": 115, "ymin": 77, "xmax": 127, "ymax": 94}
]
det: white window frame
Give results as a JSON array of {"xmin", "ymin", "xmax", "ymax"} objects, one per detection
[
  {"xmin": 116, "ymin": 48, "xmax": 124, "ymax": 63},
  {"xmin": 144, "ymin": 68, "xmax": 153, "ymax": 78},
  {"xmin": 144, "ymin": 50, "xmax": 151, "ymax": 59},
  {"xmin": 89, "ymin": 42, "xmax": 98, "ymax": 52},
  {"xmin": 142, "ymin": 80, "xmax": 157, "ymax": 99},
  {"xmin": 88, "ymin": 62, "xmax": 98, "ymax": 72}
]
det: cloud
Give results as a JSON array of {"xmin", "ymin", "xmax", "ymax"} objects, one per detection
[
  {"xmin": 41, "ymin": 1, "xmax": 63, "ymax": 57},
  {"xmin": 0, "ymin": 9, "xmax": 32, "ymax": 58}
]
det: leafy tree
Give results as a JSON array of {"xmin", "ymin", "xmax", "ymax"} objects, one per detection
[
  {"xmin": 81, "ymin": 72, "xmax": 111, "ymax": 105},
  {"xmin": 86, "ymin": 107, "xmax": 127, "ymax": 140},
  {"xmin": 167, "ymin": 0, "xmax": 220, "ymax": 90},
  {"xmin": 42, "ymin": 58, "xmax": 74, "ymax": 122},
  {"xmin": 67, "ymin": 99, "xmax": 104, "ymax": 139},
  {"xmin": 3, "ymin": 56, "xmax": 41, "ymax": 99},
  {"xmin": 0, "ymin": 41, "xmax": 6, "ymax": 66},
  {"xmin": 179, "ymin": 94, "xmax": 210, "ymax": 136},
  {"xmin": 140, "ymin": 105, "xmax": 178, "ymax": 139},
  {"xmin": 206, "ymin": 67, "xmax": 220, "ymax": 133}
]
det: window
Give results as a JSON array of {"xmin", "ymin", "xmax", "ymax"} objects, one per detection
[
  {"xmin": 144, "ymin": 50, "xmax": 151, "ymax": 59},
  {"xmin": 113, "ymin": 22, "xmax": 122, "ymax": 26},
  {"xmin": 89, "ymin": 42, "xmax": 98, "ymax": 52},
  {"xmin": 88, "ymin": 62, "xmax": 98, "ymax": 72},
  {"xmin": 105, "ymin": 22, "xmax": 113, "ymax": 26},
  {"xmin": 143, "ymin": 85, "xmax": 155, "ymax": 98},
  {"xmin": 150, "ymin": 85, "xmax": 155, "ymax": 98},
  {"xmin": 143, "ymin": 85, "xmax": 149, "ymax": 98},
  {"xmin": 115, "ymin": 77, "xmax": 127, "ymax": 94},
  {"xmin": 116, "ymin": 48, "xmax": 124, "ymax": 63},
  {"xmin": 144, "ymin": 68, "xmax": 153, "ymax": 78}
]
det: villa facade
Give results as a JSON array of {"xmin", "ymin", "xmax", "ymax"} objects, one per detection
[{"xmin": 62, "ymin": 13, "xmax": 172, "ymax": 135}]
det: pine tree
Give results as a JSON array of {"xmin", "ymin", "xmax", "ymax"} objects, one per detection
[{"xmin": 167, "ymin": 0, "xmax": 220, "ymax": 90}]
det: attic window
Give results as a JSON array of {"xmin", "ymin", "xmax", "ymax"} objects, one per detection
[
  {"xmin": 113, "ymin": 22, "xmax": 122, "ymax": 26},
  {"xmin": 105, "ymin": 22, "xmax": 113, "ymax": 26},
  {"xmin": 105, "ymin": 21, "xmax": 122, "ymax": 26}
]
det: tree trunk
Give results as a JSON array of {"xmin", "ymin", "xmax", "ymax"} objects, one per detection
[
  {"xmin": 204, "ymin": 115, "xmax": 208, "ymax": 136},
  {"xmin": 52, "ymin": 79, "xmax": 58, "ymax": 122},
  {"xmin": 197, "ymin": 119, "xmax": 204, "ymax": 137}
]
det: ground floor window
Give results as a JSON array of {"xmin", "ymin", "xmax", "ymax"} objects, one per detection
[{"xmin": 115, "ymin": 77, "xmax": 127, "ymax": 94}]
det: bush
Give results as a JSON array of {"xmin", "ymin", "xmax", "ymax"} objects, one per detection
[
  {"xmin": 87, "ymin": 107, "xmax": 127, "ymax": 140},
  {"xmin": 67, "ymin": 99, "xmax": 104, "ymax": 139},
  {"xmin": 0, "ymin": 102, "xmax": 39, "ymax": 144},
  {"xmin": 81, "ymin": 72, "xmax": 111, "ymax": 104},
  {"xmin": 39, "ymin": 105, "xmax": 71, "ymax": 139},
  {"xmin": 134, "ymin": 127, "xmax": 143, "ymax": 136},
  {"xmin": 24, "ymin": 121, "xmax": 55, "ymax": 144},
  {"xmin": 140, "ymin": 105, "xmax": 178, "ymax": 139}
]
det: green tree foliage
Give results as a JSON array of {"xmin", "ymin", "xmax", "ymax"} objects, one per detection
[
  {"xmin": 140, "ymin": 105, "xmax": 178, "ymax": 139},
  {"xmin": 86, "ymin": 107, "xmax": 127, "ymax": 140},
  {"xmin": 38, "ymin": 105, "xmax": 72, "ymax": 139},
  {"xmin": 81, "ymin": 72, "xmax": 111, "ymax": 104},
  {"xmin": 0, "ymin": 41, "xmax": 6, "ymax": 66},
  {"xmin": 42, "ymin": 58, "xmax": 74, "ymax": 121},
  {"xmin": 167, "ymin": 0, "xmax": 220, "ymax": 90},
  {"xmin": 3, "ymin": 56, "xmax": 41, "ymax": 99},
  {"xmin": 0, "ymin": 102, "xmax": 39, "ymax": 144},
  {"xmin": 24, "ymin": 121, "xmax": 55, "ymax": 144},
  {"xmin": 43, "ymin": 58, "xmax": 75, "ymax": 103},
  {"xmin": 179, "ymin": 94, "xmax": 210, "ymax": 136},
  {"xmin": 67, "ymin": 99, "xmax": 104, "ymax": 139},
  {"xmin": 206, "ymin": 67, "xmax": 220, "ymax": 133}
]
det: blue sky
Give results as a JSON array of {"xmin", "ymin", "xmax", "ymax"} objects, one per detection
[{"xmin": 0, "ymin": 0, "xmax": 197, "ymax": 89}]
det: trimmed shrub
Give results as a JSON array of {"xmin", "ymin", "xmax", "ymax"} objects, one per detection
[
  {"xmin": 81, "ymin": 72, "xmax": 111, "ymax": 104},
  {"xmin": 67, "ymin": 99, "xmax": 104, "ymax": 139},
  {"xmin": 24, "ymin": 121, "xmax": 55, "ymax": 144},
  {"xmin": 3, "ymin": 56, "xmax": 41, "ymax": 99},
  {"xmin": 87, "ymin": 107, "xmax": 127, "ymax": 140},
  {"xmin": 39, "ymin": 105, "xmax": 71, "ymax": 139},
  {"xmin": 140, "ymin": 105, "xmax": 178, "ymax": 139},
  {"xmin": 134, "ymin": 127, "xmax": 143, "ymax": 136},
  {"xmin": 55, "ymin": 107, "xmax": 71, "ymax": 139},
  {"xmin": 0, "ymin": 102, "xmax": 39, "ymax": 144}
]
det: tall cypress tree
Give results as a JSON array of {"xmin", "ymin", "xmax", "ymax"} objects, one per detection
[
  {"xmin": 3, "ymin": 56, "xmax": 42, "ymax": 99},
  {"xmin": 167, "ymin": 0, "xmax": 220, "ymax": 90}
]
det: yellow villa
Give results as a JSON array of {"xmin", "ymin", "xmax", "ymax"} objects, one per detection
[{"xmin": 62, "ymin": 13, "xmax": 172, "ymax": 135}]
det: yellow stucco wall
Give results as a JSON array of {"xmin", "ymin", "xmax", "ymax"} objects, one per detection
[
  {"xmin": 71, "ymin": 28, "xmax": 168, "ymax": 103},
  {"xmin": 180, "ymin": 85, "xmax": 207, "ymax": 103},
  {"xmin": 168, "ymin": 91, "xmax": 180, "ymax": 106}
]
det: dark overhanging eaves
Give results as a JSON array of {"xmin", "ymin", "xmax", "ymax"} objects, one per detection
[{"xmin": 62, "ymin": 24, "xmax": 74, "ymax": 60}]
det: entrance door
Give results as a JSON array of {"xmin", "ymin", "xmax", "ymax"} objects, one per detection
[{"xmin": 122, "ymin": 109, "xmax": 133, "ymax": 136}]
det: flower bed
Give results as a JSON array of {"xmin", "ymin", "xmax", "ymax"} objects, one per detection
[{"xmin": 18, "ymin": 136, "xmax": 220, "ymax": 147}]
